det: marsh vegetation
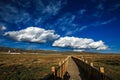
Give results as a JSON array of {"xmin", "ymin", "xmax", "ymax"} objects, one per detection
[{"xmin": 0, "ymin": 52, "xmax": 119, "ymax": 80}]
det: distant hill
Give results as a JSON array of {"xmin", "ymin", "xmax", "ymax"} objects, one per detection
[
  {"xmin": 0, "ymin": 46, "xmax": 60, "ymax": 54},
  {"xmin": 0, "ymin": 46, "xmax": 104, "ymax": 54},
  {"xmin": 0, "ymin": 46, "xmax": 25, "ymax": 52}
]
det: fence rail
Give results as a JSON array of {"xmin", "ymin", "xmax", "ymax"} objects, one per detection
[
  {"xmin": 51, "ymin": 56, "xmax": 70, "ymax": 80},
  {"xmin": 44, "ymin": 56, "xmax": 112, "ymax": 80},
  {"xmin": 72, "ymin": 56, "xmax": 112, "ymax": 80}
]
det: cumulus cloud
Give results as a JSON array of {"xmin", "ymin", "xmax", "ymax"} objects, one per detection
[
  {"xmin": 52, "ymin": 37, "xmax": 108, "ymax": 50},
  {"xmin": 4, "ymin": 27, "xmax": 60, "ymax": 43},
  {"xmin": 0, "ymin": 26, "xmax": 6, "ymax": 31}
]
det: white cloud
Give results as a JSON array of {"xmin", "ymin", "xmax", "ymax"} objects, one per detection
[
  {"xmin": 52, "ymin": 36, "xmax": 108, "ymax": 50},
  {"xmin": 0, "ymin": 26, "xmax": 6, "ymax": 31},
  {"xmin": 77, "ymin": 17, "xmax": 116, "ymax": 32},
  {"xmin": 53, "ymin": 13, "xmax": 76, "ymax": 34},
  {"xmin": 4, "ymin": 27, "xmax": 60, "ymax": 43},
  {"xmin": 42, "ymin": 0, "xmax": 67, "ymax": 15},
  {"xmin": 79, "ymin": 9, "xmax": 87, "ymax": 15},
  {"xmin": 108, "ymin": 4, "xmax": 120, "ymax": 11},
  {"xmin": 79, "ymin": 26, "xmax": 88, "ymax": 31},
  {"xmin": 73, "ymin": 49, "xmax": 84, "ymax": 52},
  {"xmin": 0, "ymin": 4, "xmax": 31, "ymax": 25},
  {"xmin": 65, "ymin": 31, "xmax": 73, "ymax": 35},
  {"xmin": 97, "ymin": 3, "xmax": 104, "ymax": 10},
  {"xmin": 101, "ymin": 18, "xmax": 116, "ymax": 25}
]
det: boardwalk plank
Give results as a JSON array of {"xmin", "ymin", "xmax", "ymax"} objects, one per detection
[{"xmin": 67, "ymin": 57, "xmax": 81, "ymax": 80}]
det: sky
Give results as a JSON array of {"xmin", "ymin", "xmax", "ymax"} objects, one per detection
[{"xmin": 0, "ymin": 0, "xmax": 120, "ymax": 53}]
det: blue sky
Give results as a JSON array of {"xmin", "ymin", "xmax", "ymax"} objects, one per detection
[{"xmin": 0, "ymin": 0, "xmax": 120, "ymax": 53}]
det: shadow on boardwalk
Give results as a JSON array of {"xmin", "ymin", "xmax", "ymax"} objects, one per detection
[
  {"xmin": 78, "ymin": 67, "xmax": 87, "ymax": 80},
  {"xmin": 63, "ymin": 72, "xmax": 70, "ymax": 80},
  {"xmin": 42, "ymin": 57, "xmax": 86, "ymax": 80},
  {"xmin": 67, "ymin": 57, "xmax": 86, "ymax": 80},
  {"xmin": 42, "ymin": 70, "xmax": 86, "ymax": 80},
  {"xmin": 42, "ymin": 71, "xmax": 70, "ymax": 80}
]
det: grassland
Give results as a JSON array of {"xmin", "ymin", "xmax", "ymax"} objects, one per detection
[
  {"xmin": 0, "ymin": 52, "xmax": 119, "ymax": 80},
  {"xmin": 77, "ymin": 54, "xmax": 120, "ymax": 80}
]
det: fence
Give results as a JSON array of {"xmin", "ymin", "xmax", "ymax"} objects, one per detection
[
  {"xmin": 72, "ymin": 56, "xmax": 112, "ymax": 80},
  {"xmin": 43, "ymin": 56, "xmax": 112, "ymax": 80},
  {"xmin": 51, "ymin": 56, "xmax": 70, "ymax": 80}
]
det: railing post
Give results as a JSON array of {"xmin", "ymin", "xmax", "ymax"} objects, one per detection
[
  {"xmin": 51, "ymin": 66, "xmax": 55, "ymax": 73},
  {"xmin": 90, "ymin": 62, "xmax": 94, "ymax": 67},
  {"xmin": 51, "ymin": 66, "xmax": 57, "ymax": 80},
  {"xmin": 59, "ymin": 62, "xmax": 62, "ymax": 78},
  {"xmin": 64, "ymin": 61, "xmax": 66, "ymax": 72},
  {"xmin": 71, "ymin": 56, "xmax": 112, "ymax": 80},
  {"xmin": 62, "ymin": 60, "xmax": 65, "ymax": 78},
  {"xmin": 66, "ymin": 59, "xmax": 68, "ymax": 71},
  {"xmin": 60, "ymin": 61, "xmax": 64, "ymax": 79},
  {"xmin": 99, "ymin": 67, "xmax": 104, "ymax": 80},
  {"xmin": 100, "ymin": 67, "xmax": 104, "ymax": 73},
  {"xmin": 82, "ymin": 59, "xmax": 85, "ymax": 62},
  {"xmin": 85, "ymin": 60, "xmax": 88, "ymax": 64}
]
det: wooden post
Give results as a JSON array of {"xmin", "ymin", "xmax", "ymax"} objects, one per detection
[
  {"xmin": 59, "ymin": 62, "xmax": 61, "ymax": 66},
  {"xmin": 64, "ymin": 61, "xmax": 66, "ymax": 72},
  {"xmin": 85, "ymin": 60, "xmax": 88, "ymax": 63},
  {"xmin": 90, "ymin": 62, "xmax": 94, "ymax": 67},
  {"xmin": 51, "ymin": 66, "xmax": 56, "ymax": 80},
  {"xmin": 82, "ymin": 59, "xmax": 84, "ymax": 62},
  {"xmin": 59, "ymin": 62, "xmax": 62, "ymax": 78},
  {"xmin": 100, "ymin": 67, "xmax": 104, "ymax": 73},
  {"xmin": 62, "ymin": 61, "xmax": 64, "ymax": 71},
  {"xmin": 51, "ymin": 66, "xmax": 55, "ymax": 73},
  {"xmin": 61, "ymin": 65, "xmax": 63, "ymax": 79},
  {"xmin": 62, "ymin": 60, "xmax": 65, "ymax": 77},
  {"xmin": 65, "ymin": 60, "xmax": 68, "ymax": 72},
  {"xmin": 79, "ymin": 58, "xmax": 82, "ymax": 60},
  {"xmin": 66, "ymin": 60, "xmax": 68, "ymax": 71}
]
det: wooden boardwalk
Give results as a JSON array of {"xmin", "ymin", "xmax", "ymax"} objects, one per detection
[
  {"xmin": 67, "ymin": 57, "xmax": 82, "ymax": 80},
  {"xmin": 48, "ymin": 56, "xmax": 112, "ymax": 80}
]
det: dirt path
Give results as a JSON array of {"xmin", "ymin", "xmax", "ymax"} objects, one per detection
[{"xmin": 67, "ymin": 57, "xmax": 81, "ymax": 80}]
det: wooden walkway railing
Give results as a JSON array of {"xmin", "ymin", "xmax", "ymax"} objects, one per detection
[
  {"xmin": 72, "ymin": 56, "xmax": 112, "ymax": 80},
  {"xmin": 43, "ymin": 56, "xmax": 112, "ymax": 80},
  {"xmin": 51, "ymin": 56, "xmax": 70, "ymax": 80}
]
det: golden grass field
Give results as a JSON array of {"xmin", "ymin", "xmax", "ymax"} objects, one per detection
[{"xmin": 0, "ymin": 52, "xmax": 119, "ymax": 80}]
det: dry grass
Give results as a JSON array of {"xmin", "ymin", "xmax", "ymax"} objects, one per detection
[
  {"xmin": 0, "ymin": 53, "xmax": 67, "ymax": 80},
  {"xmin": 0, "ymin": 52, "xmax": 119, "ymax": 80},
  {"xmin": 76, "ymin": 54, "xmax": 120, "ymax": 80}
]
